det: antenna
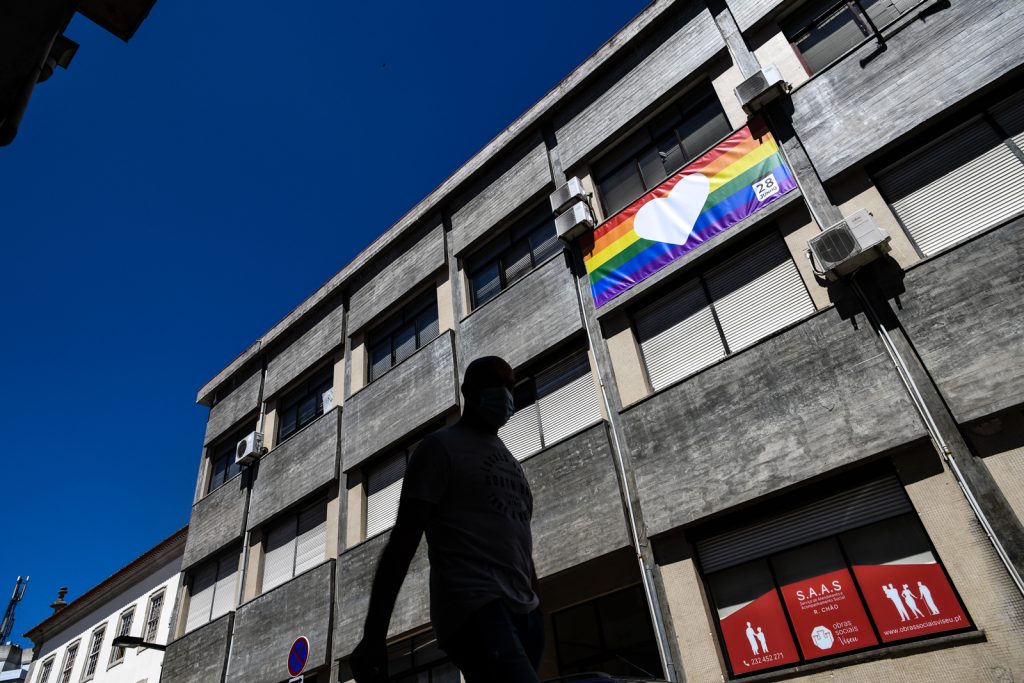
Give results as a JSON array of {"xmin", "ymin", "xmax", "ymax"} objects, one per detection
[{"xmin": 0, "ymin": 576, "xmax": 29, "ymax": 643}]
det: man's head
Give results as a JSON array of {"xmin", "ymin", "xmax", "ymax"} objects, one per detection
[{"xmin": 461, "ymin": 356, "xmax": 515, "ymax": 431}]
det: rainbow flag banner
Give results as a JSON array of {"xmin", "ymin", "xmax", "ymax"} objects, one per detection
[{"xmin": 582, "ymin": 122, "xmax": 796, "ymax": 307}]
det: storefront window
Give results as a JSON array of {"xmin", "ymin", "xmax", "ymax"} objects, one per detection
[{"xmin": 701, "ymin": 509, "xmax": 971, "ymax": 677}]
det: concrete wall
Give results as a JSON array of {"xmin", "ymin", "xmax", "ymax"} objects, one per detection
[
  {"xmin": 523, "ymin": 423, "xmax": 630, "ymax": 578},
  {"xmin": 621, "ymin": 308, "xmax": 926, "ymax": 536},
  {"xmin": 161, "ymin": 613, "xmax": 232, "ymax": 683},
  {"xmin": 553, "ymin": 3, "xmax": 723, "ymax": 169},
  {"xmin": 459, "ymin": 255, "xmax": 582, "ymax": 370},
  {"xmin": 182, "ymin": 481, "xmax": 247, "ymax": 570},
  {"xmin": 897, "ymin": 218, "xmax": 1024, "ymax": 423},
  {"xmin": 264, "ymin": 300, "xmax": 344, "ymax": 399},
  {"xmin": 226, "ymin": 561, "xmax": 335, "ymax": 683},
  {"xmin": 341, "ymin": 332, "xmax": 459, "ymax": 471},
  {"xmin": 204, "ymin": 368, "xmax": 261, "ymax": 446},
  {"xmin": 449, "ymin": 133, "xmax": 552, "ymax": 256},
  {"xmin": 728, "ymin": 0, "xmax": 786, "ymax": 32},
  {"xmin": 333, "ymin": 535, "xmax": 430, "ymax": 659},
  {"xmin": 247, "ymin": 408, "xmax": 340, "ymax": 530},
  {"xmin": 347, "ymin": 223, "xmax": 446, "ymax": 334},
  {"xmin": 791, "ymin": 0, "xmax": 1024, "ymax": 181}
]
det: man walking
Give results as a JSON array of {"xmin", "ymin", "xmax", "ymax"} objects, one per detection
[{"xmin": 351, "ymin": 356, "xmax": 543, "ymax": 682}]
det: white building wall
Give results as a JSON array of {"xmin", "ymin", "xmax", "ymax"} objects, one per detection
[{"xmin": 29, "ymin": 552, "xmax": 182, "ymax": 683}]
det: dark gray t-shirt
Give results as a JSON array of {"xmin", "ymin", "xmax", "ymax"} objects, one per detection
[{"xmin": 401, "ymin": 423, "xmax": 539, "ymax": 644}]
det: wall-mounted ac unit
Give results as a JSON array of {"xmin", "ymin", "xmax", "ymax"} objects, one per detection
[
  {"xmin": 550, "ymin": 177, "xmax": 587, "ymax": 215},
  {"xmin": 554, "ymin": 201, "xmax": 595, "ymax": 242},
  {"xmin": 235, "ymin": 431, "xmax": 264, "ymax": 466},
  {"xmin": 808, "ymin": 209, "xmax": 891, "ymax": 280},
  {"xmin": 735, "ymin": 63, "xmax": 787, "ymax": 114}
]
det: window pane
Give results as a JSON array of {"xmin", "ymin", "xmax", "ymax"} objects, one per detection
[
  {"xmin": 185, "ymin": 563, "xmax": 217, "ymax": 633},
  {"xmin": 415, "ymin": 304, "xmax": 440, "ymax": 347},
  {"xmin": 553, "ymin": 602, "xmax": 601, "ymax": 671},
  {"xmin": 263, "ymin": 518, "xmax": 296, "ymax": 592},
  {"xmin": 369, "ymin": 339, "xmax": 393, "ymax": 381},
  {"xmin": 366, "ymin": 453, "xmax": 407, "ymax": 537},
  {"xmin": 598, "ymin": 161, "xmax": 646, "ymax": 217},
  {"xmin": 393, "ymin": 322, "xmax": 418, "ymax": 364},
  {"xmin": 278, "ymin": 405, "xmax": 298, "ymax": 442},
  {"xmin": 528, "ymin": 221, "xmax": 561, "ymax": 264},
  {"xmin": 297, "ymin": 394, "xmax": 318, "ymax": 430},
  {"xmin": 209, "ymin": 454, "xmax": 228, "ymax": 491},
  {"xmin": 503, "ymin": 238, "xmax": 533, "ymax": 284},
  {"xmin": 146, "ymin": 592, "xmax": 164, "ymax": 642},
  {"xmin": 637, "ymin": 144, "xmax": 669, "ymax": 191},
  {"xmin": 211, "ymin": 555, "xmax": 238, "ymax": 620},
  {"xmin": 677, "ymin": 96, "xmax": 731, "ymax": 160},
  {"xmin": 295, "ymin": 503, "xmax": 328, "ymax": 575},
  {"xmin": 470, "ymin": 260, "xmax": 502, "ymax": 308},
  {"xmin": 791, "ymin": 2, "xmax": 869, "ymax": 74}
]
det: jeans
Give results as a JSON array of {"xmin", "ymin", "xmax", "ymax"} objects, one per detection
[{"xmin": 443, "ymin": 600, "xmax": 544, "ymax": 683}]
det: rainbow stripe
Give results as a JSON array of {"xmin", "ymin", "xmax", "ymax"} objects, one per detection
[{"xmin": 583, "ymin": 124, "xmax": 796, "ymax": 307}]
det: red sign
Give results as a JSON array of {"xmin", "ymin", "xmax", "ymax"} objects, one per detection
[
  {"xmin": 851, "ymin": 562, "xmax": 969, "ymax": 642},
  {"xmin": 718, "ymin": 589, "xmax": 800, "ymax": 675},
  {"xmin": 778, "ymin": 568, "xmax": 877, "ymax": 659}
]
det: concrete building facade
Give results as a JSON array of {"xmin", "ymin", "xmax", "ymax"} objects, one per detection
[
  {"xmin": 25, "ymin": 528, "xmax": 186, "ymax": 683},
  {"xmin": 162, "ymin": 0, "xmax": 1024, "ymax": 681}
]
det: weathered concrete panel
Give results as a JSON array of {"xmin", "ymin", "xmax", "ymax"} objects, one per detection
[
  {"xmin": 460, "ymin": 256, "xmax": 582, "ymax": 370},
  {"xmin": 182, "ymin": 479, "xmax": 247, "ymax": 570},
  {"xmin": 449, "ymin": 133, "xmax": 553, "ymax": 256},
  {"xmin": 792, "ymin": 0, "xmax": 1024, "ymax": 181},
  {"xmin": 204, "ymin": 367, "xmax": 261, "ymax": 446},
  {"xmin": 524, "ymin": 424, "xmax": 630, "ymax": 578},
  {"xmin": 264, "ymin": 300, "xmax": 344, "ymax": 399},
  {"xmin": 341, "ymin": 332, "xmax": 459, "ymax": 471},
  {"xmin": 554, "ymin": 4, "xmax": 723, "ymax": 169},
  {"xmin": 334, "ymin": 534, "xmax": 430, "ymax": 659},
  {"xmin": 727, "ymin": 0, "xmax": 786, "ymax": 32},
  {"xmin": 161, "ymin": 613, "xmax": 232, "ymax": 683},
  {"xmin": 248, "ymin": 408, "xmax": 340, "ymax": 530},
  {"xmin": 898, "ymin": 219, "xmax": 1024, "ymax": 423},
  {"xmin": 348, "ymin": 223, "xmax": 447, "ymax": 334},
  {"xmin": 226, "ymin": 561, "xmax": 334, "ymax": 683},
  {"xmin": 621, "ymin": 309, "xmax": 926, "ymax": 535}
]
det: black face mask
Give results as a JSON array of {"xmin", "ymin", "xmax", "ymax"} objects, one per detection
[{"xmin": 475, "ymin": 386, "xmax": 515, "ymax": 428}]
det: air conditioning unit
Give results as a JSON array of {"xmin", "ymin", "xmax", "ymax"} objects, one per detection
[
  {"xmin": 808, "ymin": 209, "xmax": 891, "ymax": 280},
  {"xmin": 735, "ymin": 63, "xmax": 787, "ymax": 114},
  {"xmin": 235, "ymin": 431, "xmax": 264, "ymax": 466},
  {"xmin": 550, "ymin": 177, "xmax": 587, "ymax": 215},
  {"xmin": 554, "ymin": 201, "xmax": 595, "ymax": 242}
]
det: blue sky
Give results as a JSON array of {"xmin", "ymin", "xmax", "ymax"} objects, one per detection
[{"xmin": 0, "ymin": 1, "xmax": 651, "ymax": 645}]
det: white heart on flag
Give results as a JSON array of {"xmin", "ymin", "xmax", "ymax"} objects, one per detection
[{"xmin": 634, "ymin": 172, "xmax": 710, "ymax": 245}]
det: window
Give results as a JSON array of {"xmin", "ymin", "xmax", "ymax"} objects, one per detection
[
  {"xmin": 633, "ymin": 232, "xmax": 814, "ymax": 392},
  {"xmin": 367, "ymin": 293, "xmax": 440, "ymax": 382},
  {"xmin": 108, "ymin": 607, "xmax": 134, "ymax": 667},
  {"xmin": 467, "ymin": 204, "xmax": 562, "ymax": 308},
  {"xmin": 498, "ymin": 350, "xmax": 603, "ymax": 461},
  {"xmin": 206, "ymin": 420, "xmax": 256, "ymax": 494},
  {"xmin": 552, "ymin": 585, "xmax": 663, "ymax": 677},
  {"xmin": 261, "ymin": 500, "xmax": 328, "ymax": 592},
  {"xmin": 143, "ymin": 589, "xmax": 165, "ymax": 643},
  {"xmin": 36, "ymin": 657, "xmax": 55, "ymax": 683},
  {"xmin": 80, "ymin": 626, "xmax": 105, "ymax": 682},
  {"xmin": 277, "ymin": 366, "xmax": 334, "ymax": 443},
  {"xmin": 365, "ymin": 444, "xmax": 418, "ymax": 539},
  {"xmin": 184, "ymin": 552, "xmax": 238, "ymax": 634},
  {"xmin": 783, "ymin": 0, "xmax": 916, "ymax": 75},
  {"xmin": 57, "ymin": 643, "xmax": 78, "ymax": 683},
  {"xmin": 874, "ymin": 91, "xmax": 1024, "ymax": 257},
  {"xmin": 387, "ymin": 631, "xmax": 459, "ymax": 683},
  {"xmin": 594, "ymin": 85, "xmax": 731, "ymax": 217},
  {"xmin": 695, "ymin": 475, "xmax": 971, "ymax": 677}
]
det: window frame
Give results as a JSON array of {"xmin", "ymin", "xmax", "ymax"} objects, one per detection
[
  {"xmin": 80, "ymin": 624, "xmax": 106, "ymax": 683},
  {"xmin": 260, "ymin": 498, "xmax": 329, "ymax": 593},
  {"xmin": 363, "ymin": 444, "xmax": 418, "ymax": 540},
  {"xmin": 366, "ymin": 292, "xmax": 440, "ymax": 383},
  {"xmin": 143, "ymin": 588, "xmax": 166, "ymax": 643},
  {"xmin": 592, "ymin": 83, "xmax": 731, "ymax": 218},
  {"xmin": 107, "ymin": 606, "xmax": 135, "ymax": 668},
  {"xmin": 465, "ymin": 204, "xmax": 563, "ymax": 310},
  {"xmin": 57, "ymin": 642, "xmax": 79, "ymax": 683},
  {"xmin": 276, "ymin": 364, "xmax": 334, "ymax": 444},
  {"xmin": 206, "ymin": 420, "xmax": 257, "ymax": 495},
  {"xmin": 36, "ymin": 656, "xmax": 55, "ymax": 683},
  {"xmin": 184, "ymin": 551, "xmax": 238, "ymax": 634}
]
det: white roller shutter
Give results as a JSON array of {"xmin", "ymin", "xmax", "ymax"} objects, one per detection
[
  {"xmin": 536, "ymin": 352, "xmax": 602, "ymax": 446},
  {"xmin": 262, "ymin": 518, "xmax": 296, "ymax": 592},
  {"xmin": 295, "ymin": 503, "xmax": 328, "ymax": 575},
  {"xmin": 366, "ymin": 452, "xmax": 407, "ymax": 538},
  {"xmin": 697, "ymin": 476, "xmax": 913, "ymax": 573},
  {"xmin": 876, "ymin": 116, "xmax": 1024, "ymax": 256},
  {"xmin": 499, "ymin": 405, "xmax": 543, "ymax": 461},
  {"xmin": 210, "ymin": 555, "xmax": 237, "ymax": 619},
  {"xmin": 184, "ymin": 563, "xmax": 216, "ymax": 633},
  {"xmin": 636, "ymin": 279, "xmax": 725, "ymax": 391},
  {"xmin": 705, "ymin": 234, "xmax": 814, "ymax": 352}
]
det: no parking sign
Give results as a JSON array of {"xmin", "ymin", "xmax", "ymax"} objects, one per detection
[{"xmin": 288, "ymin": 636, "xmax": 309, "ymax": 679}]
